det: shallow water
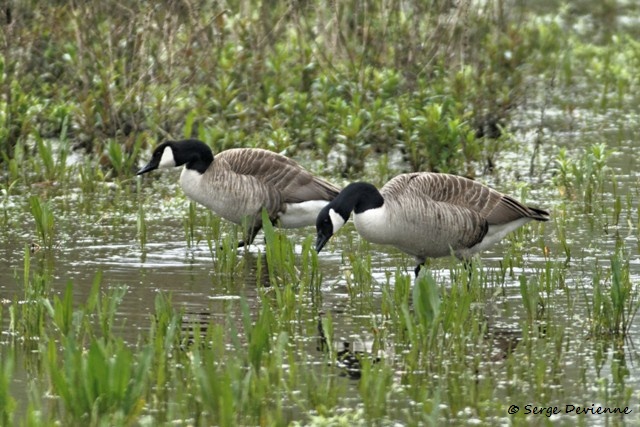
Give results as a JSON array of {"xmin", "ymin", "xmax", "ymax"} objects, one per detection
[
  {"xmin": 2, "ymin": 153, "xmax": 639, "ymax": 423},
  {"xmin": 2, "ymin": 127, "xmax": 640, "ymax": 423}
]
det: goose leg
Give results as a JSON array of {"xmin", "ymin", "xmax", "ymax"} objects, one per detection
[
  {"xmin": 460, "ymin": 257, "xmax": 475, "ymax": 286},
  {"xmin": 237, "ymin": 223, "xmax": 262, "ymax": 248},
  {"xmin": 238, "ymin": 223, "xmax": 262, "ymax": 248}
]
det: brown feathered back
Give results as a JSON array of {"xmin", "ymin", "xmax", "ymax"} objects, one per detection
[{"xmin": 217, "ymin": 148, "xmax": 340, "ymax": 203}]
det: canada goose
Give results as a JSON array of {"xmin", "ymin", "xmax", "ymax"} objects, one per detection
[
  {"xmin": 137, "ymin": 139, "xmax": 340, "ymax": 246},
  {"xmin": 315, "ymin": 172, "xmax": 549, "ymax": 276}
]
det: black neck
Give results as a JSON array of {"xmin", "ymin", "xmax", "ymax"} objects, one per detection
[{"xmin": 174, "ymin": 139, "xmax": 213, "ymax": 174}]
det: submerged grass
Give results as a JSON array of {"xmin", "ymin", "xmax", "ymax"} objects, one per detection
[
  {"xmin": 3, "ymin": 163, "xmax": 640, "ymax": 424},
  {"xmin": 28, "ymin": 196, "xmax": 55, "ymax": 251},
  {"xmin": 588, "ymin": 245, "xmax": 640, "ymax": 338}
]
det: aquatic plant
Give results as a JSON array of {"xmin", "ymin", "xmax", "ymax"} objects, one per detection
[
  {"xmin": 554, "ymin": 143, "xmax": 612, "ymax": 214},
  {"xmin": 28, "ymin": 196, "xmax": 55, "ymax": 250},
  {"xmin": 519, "ymin": 275, "xmax": 544, "ymax": 327},
  {"xmin": 106, "ymin": 137, "xmax": 143, "ymax": 177},
  {"xmin": 43, "ymin": 282, "xmax": 75, "ymax": 338},
  {"xmin": 589, "ymin": 245, "xmax": 640, "ymax": 337},
  {"xmin": 10, "ymin": 246, "xmax": 51, "ymax": 340},
  {"xmin": 412, "ymin": 271, "xmax": 441, "ymax": 332},
  {"xmin": 2, "ymin": 0, "xmax": 555, "ymax": 178},
  {"xmin": 344, "ymin": 244, "xmax": 375, "ymax": 313},
  {"xmin": 0, "ymin": 351, "xmax": 15, "ymax": 426},
  {"xmin": 261, "ymin": 209, "xmax": 300, "ymax": 288},
  {"xmin": 136, "ymin": 180, "xmax": 147, "ymax": 251},
  {"xmin": 47, "ymin": 338, "xmax": 151, "ymax": 424},
  {"xmin": 34, "ymin": 131, "xmax": 68, "ymax": 183},
  {"xmin": 182, "ymin": 201, "xmax": 197, "ymax": 248}
]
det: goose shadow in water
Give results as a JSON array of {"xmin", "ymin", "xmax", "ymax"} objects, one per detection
[
  {"xmin": 313, "ymin": 302, "xmax": 540, "ymax": 378},
  {"xmin": 177, "ymin": 251, "xmax": 273, "ymax": 347},
  {"xmin": 315, "ymin": 316, "xmax": 381, "ymax": 379}
]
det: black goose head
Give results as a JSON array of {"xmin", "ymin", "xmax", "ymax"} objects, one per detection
[
  {"xmin": 314, "ymin": 182, "xmax": 383, "ymax": 252},
  {"xmin": 137, "ymin": 139, "xmax": 214, "ymax": 175},
  {"xmin": 315, "ymin": 202, "xmax": 350, "ymax": 252}
]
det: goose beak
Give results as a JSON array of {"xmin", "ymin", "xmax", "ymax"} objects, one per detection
[
  {"xmin": 136, "ymin": 162, "xmax": 156, "ymax": 175},
  {"xmin": 315, "ymin": 233, "xmax": 330, "ymax": 253}
]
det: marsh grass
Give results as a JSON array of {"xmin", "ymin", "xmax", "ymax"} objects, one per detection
[
  {"xmin": 3, "ymin": 1, "xmax": 640, "ymax": 425},
  {"xmin": 106, "ymin": 137, "xmax": 143, "ymax": 177},
  {"xmin": 10, "ymin": 246, "xmax": 51, "ymax": 341},
  {"xmin": 28, "ymin": 196, "xmax": 55, "ymax": 251},
  {"xmin": 184, "ymin": 201, "xmax": 198, "ymax": 248},
  {"xmin": 47, "ymin": 337, "xmax": 151, "ymax": 424},
  {"xmin": 262, "ymin": 209, "xmax": 300, "ymax": 288},
  {"xmin": 2, "ymin": 0, "xmax": 557, "ymax": 179},
  {"xmin": 0, "ymin": 348, "xmax": 14, "ymax": 426},
  {"xmin": 203, "ymin": 212, "xmax": 223, "ymax": 255},
  {"xmin": 136, "ymin": 180, "xmax": 147, "ymax": 251},
  {"xmin": 3, "ymin": 166, "xmax": 638, "ymax": 425},
  {"xmin": 554, "ymin": 143, "xmax": 612, "ymax": 217},
  {"xmin": 588, "ymin": 246, "xmax": 640, "ymax": 338}
]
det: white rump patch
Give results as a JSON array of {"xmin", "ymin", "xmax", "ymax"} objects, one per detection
[
  {"xmin": 278, "ymin": 200, "xmax": 330, "ymax": 228},
  {"xmin": 158, "ymin": 146, "xmax": 176, "ymax": 169},
  {"xmin": 329, "ymin": 208, "xmax": 346, "ymax": 234},
  {"xmin": 471, "ymin": 217, "xmax": 532, "ymax": 253}
]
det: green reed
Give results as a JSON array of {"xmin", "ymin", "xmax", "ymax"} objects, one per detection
[
  {"xmin": 215, "ymin": 231, "xmax": 244, "ymax": 277},
  {"xmin": 0, "ymin": 351, "xmax": 14, "ymax": 426},
  {"xmin": 299, "ymin": 235, "xmax": 322, "ymax": 296},
  {"xmin": 145, "ymin": 293, "xmax": 187, "ymax": 422},
  {"xmin": 34, "ymin": 130, "xmax": 69, "ymax": 184},
  {"xmin": 184, "ymin": 297, "xmax": 293, "ymax": 425},
  {"xmin": 28, "ymin": 196, "xmax": 55, "ymax": 250},
  {"xmin": 589, "ymin": 245, "xmax": 640, "ymax": 337},
  {"xmin": 261, "ymin": 209, "xmax": 299, "ymax": 288},
  {"xmin": 203, "ymin": 212, "xmax": 222, "ymax": 255},
  {"xmin": 136, "ymin": 180, "xmax": 147, "ymax": 251},
  {"xmin": 106, "ymin": 137, "xmax": 143, "ymax": 177},
  {"xmin": 38, "ymin": 278, "xmax": 151, "ymax": 424},
  {"xmin": 293, "ymin": 360, "xmax": 344, "ymax": 418},
  {"xmin": 553, "ymin": 208, "xmax": 572, "ymax": 263},
  {"xmin": 189, "ymin": 339, "xmax": 238, "ymax": 427},
  {"xmin": 519, "ymin": 275, "xmax": 543, "ymax": 327},
  {"xmin": 43, "ymin": 282, "xmax": 75, "ymax": 338},
  {"xmin": 47, "ymin": 337, "xmax": 151, "ymax": 425},
  {"xmin": 554, "ymin": 143, "xmax": 611, "ymax": 216},
  {"xmin": 359, "ymin": 357, "xmax": 393, "ymax": 422},
  {"xmin": 77, "ymin": 158, "xmax": 104, "ymax": 196},
  {"xmin": 184, "ymin": 201, "xmax": 198, "ymax": 247},
  {"xmin": 10, "ymin": 246, "xmax": 51, "ymax": 341},
  {"xmin": 412, "ymin": 271, "xmax": 441, "ymax": 333},
  {"xmin": 343, "ymin": 240, "xmax": 375, "ymax": 313}
]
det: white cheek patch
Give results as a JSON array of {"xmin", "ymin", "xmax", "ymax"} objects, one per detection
[
  {"xmin": 158, "ymin": 146, "xmax": 176, "ymax": 169},
  {"xmin": 329, "ymin": 208, "xmax": 346, "ymax": 234}
]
